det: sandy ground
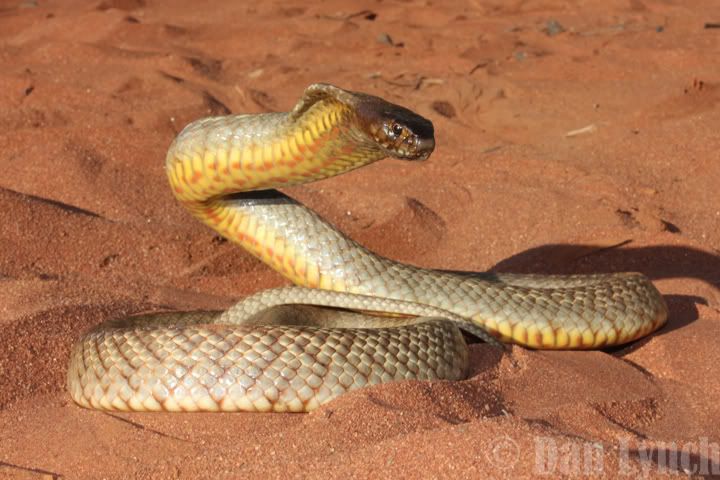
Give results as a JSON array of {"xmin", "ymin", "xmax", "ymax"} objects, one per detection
[{"xmin": 0, "ymin": 0, "xmax": 719, "ymax": 478}]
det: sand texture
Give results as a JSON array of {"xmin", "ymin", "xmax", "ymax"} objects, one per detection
[{"xmin": 1, "ymin": 0, "xmax": 719, "ymax": 478}]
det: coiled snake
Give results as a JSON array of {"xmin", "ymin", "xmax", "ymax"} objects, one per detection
[{"xmin": 67, "ymin": 84, "xmax": 668, "ymax": 412}]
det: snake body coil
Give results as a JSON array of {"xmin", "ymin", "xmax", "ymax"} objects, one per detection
[{"xmin": 67, "ymin": 84, "xmax": 668, "ymax": 412}]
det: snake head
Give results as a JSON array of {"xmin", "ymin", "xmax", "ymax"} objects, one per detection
[
  {"xmin": 294, "ymin": 84, "xmax": 435, "ymax": 160},
  {"xmin": 357, "ymin": 97, "xmax": 435, "ymax": 161}
]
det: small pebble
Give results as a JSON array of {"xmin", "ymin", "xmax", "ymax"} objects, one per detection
[
  {"xmin": 377, "ymin": 33, "xmax": 393, "ymax": 45},
  {"xmin": 544, "ymin": 19, "xmax": 566, "ymax": 36}
]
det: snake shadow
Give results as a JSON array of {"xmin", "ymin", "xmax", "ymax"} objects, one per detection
[{"xmin": 482, "ymin": 243, "xmax": 720, "ymax": 351}]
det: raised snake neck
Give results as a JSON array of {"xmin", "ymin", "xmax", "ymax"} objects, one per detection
[{"xmin": 67, "ymin": 83, "xmax": 668, "ymax": 413}]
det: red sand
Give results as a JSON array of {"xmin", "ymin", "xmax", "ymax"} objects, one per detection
[{"xmin": 1, "ymin": 0, "xmax": 719, "ymax": 478}]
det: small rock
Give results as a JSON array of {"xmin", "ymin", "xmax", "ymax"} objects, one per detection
[
  {"xmin": 660, "ymin": 220, "xmax": 681, "ymax": 233},
  {"xmin": 544, "ymin": 19, "xmax": 566, "ymax": 36},
  {"xmin": 377, "ymin": 33, "xmax": 393, "ymax": 45},
  {"xmin": 377, "ymin": 33, "xmax": 403, "ymax": 47}
]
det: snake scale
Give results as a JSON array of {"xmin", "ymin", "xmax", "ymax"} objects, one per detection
[{"xmin": 67, "ymin": 83, "xmax": 668, "ymax": 412}]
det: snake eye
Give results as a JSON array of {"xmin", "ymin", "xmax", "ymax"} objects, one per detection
[{"xmin": 392, "ymin": 123, "xmax": 404, "ymax": 136}]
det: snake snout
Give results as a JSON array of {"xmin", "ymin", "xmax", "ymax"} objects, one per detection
[
  {"xmin": 396, "ymin": 134, "xmax": 434, "ymax": 161},
  {"xmin": 413, "ymin": 136, "xmax": 435, "ymax": 160}
]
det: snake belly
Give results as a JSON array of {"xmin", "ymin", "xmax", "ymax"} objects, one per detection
[{"xmin": 67, "ymin": 83, "xmax": 668, "ymax": 413}]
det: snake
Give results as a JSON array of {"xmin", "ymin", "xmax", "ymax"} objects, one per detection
[{"xmin": 67, "ymin": 83, "xmax": 668, "ymax": 413}]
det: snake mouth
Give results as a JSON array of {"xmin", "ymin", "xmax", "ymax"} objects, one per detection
[
  {"xmin": 372, "ymin": 130, "xmax": 434, "ymax": 159},
  {"xmin": 407, "ymin": 136, "xmax": 435, "ymax": 161},
  {"xmin": 388, "ymin": 137, "xmax": 434, "ymax": 161},
  {"xmin": 370, "ymin": 118, "xmax": 435, "ymax": 160}
]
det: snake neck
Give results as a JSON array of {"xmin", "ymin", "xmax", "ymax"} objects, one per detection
[
  {"xmin": 166, "ymin": 99, "xmax": 386, "ymax": 205},
  {"xmin": 165, "ymin": 97, "xmax": 393, "ymax": 288}
]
